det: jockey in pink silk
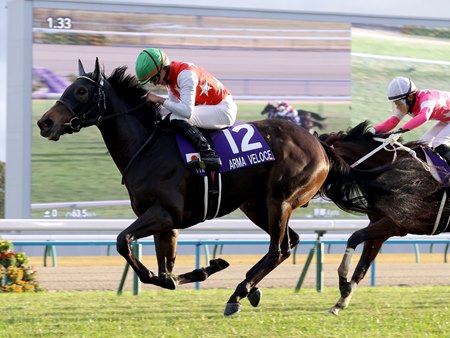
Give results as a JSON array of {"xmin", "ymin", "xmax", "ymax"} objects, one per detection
[{"xmin": 370, "ymin": 76, "xmax": 450, "ymax": 162}]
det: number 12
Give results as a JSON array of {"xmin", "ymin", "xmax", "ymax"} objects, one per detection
[{"xmin": 222, "ymin": 124, "xmax": 262, "ymax": 154}]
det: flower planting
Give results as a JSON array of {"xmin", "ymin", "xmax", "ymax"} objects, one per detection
[{"xmin": 0, "ymin": 240, "xmax": 42, "ymax": 292}]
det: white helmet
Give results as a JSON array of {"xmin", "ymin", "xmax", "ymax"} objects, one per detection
[{"xmin": 387, "ymin": 77, "xmax": 417, "ymax": 101}]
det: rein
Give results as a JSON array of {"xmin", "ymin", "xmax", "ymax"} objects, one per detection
[
  {"xmin": 121, "ymin": 124, "xmax": 159, "ymax": 185},
  {"xmin": 351, "ymin": 133, "xmax": 429, "ymax": 171}
]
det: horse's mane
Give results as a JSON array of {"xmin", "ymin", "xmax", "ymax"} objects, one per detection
[
  {"xmin": 319, "ymin": 121, "xmax": 372, "ymax": 143},
  {"xmin": 343, "ymin": 121, "xmax": 371, "ymax": 140},
  {"xmin": 105, "ymin": 66, "xmax": 161, "ymax": 124},
  {"xmin": 107, "ymin": 66, "xmax": 148, "ymax": 104}
]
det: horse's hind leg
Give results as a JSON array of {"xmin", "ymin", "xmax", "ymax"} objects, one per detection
[
  {"xmin": 175, "ymin": 258, "xmax": 230, "ymax": 285},
  {"xmin": 224, "ymin": 236, "xmax": 292, "ymax": 315},
  {"xmin": 242, "ymin": 226, "xmax": 299, "ymax": 307},
  {"xmin": 241, "ymin": 201, "xmax": 300, "ymax": 307},
  {"xmin": 239, "ymin": 202, "xmax": 300, "ymax": 307},
  {"xmin": 224, "ymin": 201, "xmax": 294, "ymax": 316}
]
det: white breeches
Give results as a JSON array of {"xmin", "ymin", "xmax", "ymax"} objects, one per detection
[
  {"xmin": 421, "ymin": 121, "xmax": 450, "ymax": 148},
  {"xmin": 165, "ymin": 95, "xmax": 238, "ymax": 129}
]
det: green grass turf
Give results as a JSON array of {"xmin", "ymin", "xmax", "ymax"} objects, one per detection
[{"xmin": 0, "ymin": 286, "xmax": 448, "ymax": 337}]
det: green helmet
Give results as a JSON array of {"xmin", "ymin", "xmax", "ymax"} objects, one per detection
[{"xmin": 135, "ymin": 48, "xmax": 170, "ymax": 85}]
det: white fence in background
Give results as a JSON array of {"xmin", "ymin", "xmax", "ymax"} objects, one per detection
[
  {"xmin": 352, "ymin": 52, "xmax": 450, "ymax": 66},
  {"xmin": 33, "ymin": 27, "xmax": 351, "ymax": 42}
]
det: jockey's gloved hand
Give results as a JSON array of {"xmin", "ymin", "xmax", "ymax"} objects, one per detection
[
  {"xmin": 373, "ymin": 131, "xmax": 396, "ymax": 138},
  {"xmin": 373, "ymin": 128, "xmax": 410, "ymax": 139},
  {"xmin": 367, "ymin": 127, "xmax": 376, "ymax": 134}
]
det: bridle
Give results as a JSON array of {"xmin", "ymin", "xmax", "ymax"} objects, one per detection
[
  {"xmin": 57, "ymin": 73, "xmax": 160, "ymax": 184},
  {"xmin": 58, "ymin": 74, "xmax": 151, "ymax": 133},
  {"xmin": 57, "ymin": 75, "xmax": 107, "ymax": 132}
]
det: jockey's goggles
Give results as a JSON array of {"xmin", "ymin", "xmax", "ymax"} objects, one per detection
[{"xmin": 149, "ymin": 74, "xmax": 160, "ymax": 85}]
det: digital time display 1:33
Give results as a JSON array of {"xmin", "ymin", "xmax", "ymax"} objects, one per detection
[{"xmin": 46, "ymin": 17, "xmax": 72, "ymax": 29}]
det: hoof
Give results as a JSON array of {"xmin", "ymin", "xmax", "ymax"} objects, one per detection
[
  {"xmin": 329, "ymin": 306, "xmax": 340, "ymax": 316},
  {"xmin": 224, "ymin": 302, "xmax": 241, "ymax": 316},
  {"xmin": 210, "ymin": 258, "xmax": 230, "ymax": 271},
  {"xmin": 248, "ymin": 287, "xmax": 262, "ymax": 307}
]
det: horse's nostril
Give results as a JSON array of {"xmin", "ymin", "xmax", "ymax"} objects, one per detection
[{"xmin": 37, "ymin": 118, "xmax": 53, "ymax": 130}]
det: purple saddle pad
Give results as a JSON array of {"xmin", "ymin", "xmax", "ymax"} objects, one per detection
[
  {"xmin": 176, "ymin": 122, "xmax": 275, "ymax": 175},
  {"xmin": 423, "ymin": 147, "xmax": 450, "ymax": 187}
]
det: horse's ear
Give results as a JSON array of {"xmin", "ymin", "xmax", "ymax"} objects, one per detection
[
  {"xmin": 93, "ymin": 57, "xmax": 101, "ymax": 82},
  {"xmin": 78, "ymin": 59, "xmax": 86, "ymax": 76}
]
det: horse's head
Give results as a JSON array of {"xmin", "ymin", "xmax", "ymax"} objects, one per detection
[
  {"xmin": 38, "ymin": 58, "xmax": 156, "ymax": 141},
  {"xmin": 260, "ymin": 103, "xmax": 276, "ymax": 115},
  {"xmin": 37, "ymin": 58, "xmax": 107, "ymax": 140}
]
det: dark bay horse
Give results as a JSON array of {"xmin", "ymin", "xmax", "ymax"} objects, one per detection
[
  {"xmin": 37, "ymin": 59, "xmax": 379, "ymax": 316},
  {"xmin": 319, "ymin": 121, "xmax": 449, "ymax": 315},
  {"xmin": 260, "ymin": 103, "xmax": 326, "ymax": 132}
]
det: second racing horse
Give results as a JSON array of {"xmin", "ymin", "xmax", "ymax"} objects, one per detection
[{"xmin": 319, "ymin": 121, "xmax": 450, "ymax": 315}]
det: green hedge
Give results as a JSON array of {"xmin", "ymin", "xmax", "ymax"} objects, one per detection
[{"xmin": 402, "ymin": 26, "xmax": 450, "ymax": 39}]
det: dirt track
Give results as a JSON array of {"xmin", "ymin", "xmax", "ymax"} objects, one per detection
[{"xmin": 30, "ymin": 254, "xmax": 450, "ymax": 292}]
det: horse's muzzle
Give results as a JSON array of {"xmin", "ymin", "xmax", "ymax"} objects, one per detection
[{"xmin": 37, "ymin": 116, "xmax": 65, "ymax": 141}]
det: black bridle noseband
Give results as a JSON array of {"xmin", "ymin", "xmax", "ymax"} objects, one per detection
[{"xmin": 59, "ymin": 75, "xmax": 151, "ymax": 133}]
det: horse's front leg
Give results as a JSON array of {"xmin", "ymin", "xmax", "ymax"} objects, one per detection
[
  {"xmin": 117, "ymin": 209, "xmax": 230, "ymax": 289},
  {"xmin": 329, "ymin": 226, "xmax": 372, "ymax": 315},
  {"xmin": 154, "ymin": 225, "xmax": 230, "ymax": 285},
  {"xmin": 330, "ymin": 239, "xmax": 385, "ymax": 315},
  {"xmin": 330, "ymin": 218, "xmax": 397, "ymax": 315},
  {"xmin": 116, "ymin": 208, "xmax": 178, "ymax": 290},
  {"xmin": 329, "ymin": 245, "xmax": 356, "ymax": 316},
  {"xmin": 153, "ymin": 230, "xmax": 180, "ymax": 288}
]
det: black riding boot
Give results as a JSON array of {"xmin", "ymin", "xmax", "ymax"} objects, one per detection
[
  {"xmin": 171, "ymin": 119, "xmax": 222, "ymax": 170},
  {"xmin": 435, "ymin": 144, "xmax": 450, "ymax": 164}
]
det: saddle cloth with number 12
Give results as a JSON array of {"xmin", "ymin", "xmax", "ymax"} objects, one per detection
[{"xmin": 175, "ymin": 122, "xmax": 275, "ymax": 175}]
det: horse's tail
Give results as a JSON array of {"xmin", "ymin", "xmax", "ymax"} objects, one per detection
[{"xmin": 319, "ymin": 141, "xmax": 391, "ymax": 215}]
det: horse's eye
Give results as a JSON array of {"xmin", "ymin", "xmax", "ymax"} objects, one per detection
[{"xmin": 76, "ymin": 87, "xmax": 87, "ymax": 96}]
